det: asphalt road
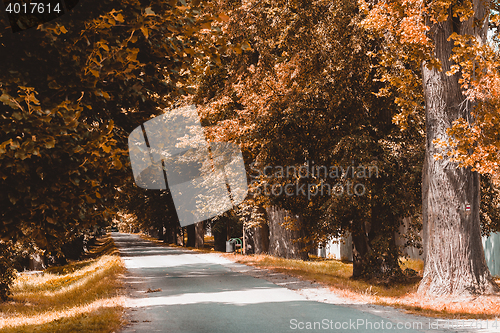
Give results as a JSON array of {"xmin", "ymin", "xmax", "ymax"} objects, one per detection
[{"xmin": 113, "ymin": 233, "xmax": 470, "ymax": 333}]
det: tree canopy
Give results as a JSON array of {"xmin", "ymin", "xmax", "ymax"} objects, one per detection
[
  {"xmin": 0, "ymin": 0, "xmax": 224, "ymax": 298},
  {"xmin": 192, "ymin": 0, "xmax": 425, "ymax": 278},
  {"xmin": 2, "ymin": 0, "xmax": 500, "ymax": 300}
]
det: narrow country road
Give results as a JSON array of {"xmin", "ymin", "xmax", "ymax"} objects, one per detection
[{"xmin": 112, "ymin": 233, "xmax": 480, "ymax": 333}]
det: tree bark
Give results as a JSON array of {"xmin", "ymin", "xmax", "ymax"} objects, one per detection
[
  {"xmin": 266, "ymin": 205, "xmax": 308, "ymax": 260},
  {"xmin": 186, "ymin": 224, "xmax": 196, "ymax": 247},
  {"xmin": 212, "ymin": 217, "xmax": 228, "ymax": 251},
  {"xmin": 351, "ymin": 188, "xmax": 402, "ymax": 279},
  {"xmin": 419, "ymin": 2, "xmax": 498, "ymax": 295},
  {"xmin": 194, "ymin": 221, "xmax": 204, "ymax": 248},
  {"xmin": 351, "ymin": 221, "xmax": 370, "ymax": 278},
  {"xmin": 176, "ymin": 226, "xmax": 183, "ymax": 246},
  {"xmin": 245, "ymin": 224, "xmax": 270, "ymax": 254},
  {"xmin": 157, "ymin": 223, "xmax": 164, "ymax": 241},
  {"xmin": 239, "ymin": 202, "xmax": 269, "ymax": 254}
]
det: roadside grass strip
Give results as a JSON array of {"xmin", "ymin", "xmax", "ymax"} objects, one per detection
[
  {"xmin": 228, "ymin": 253, "xmax": 500, "ymax": 320},
  {"xmin": 134, "ymin": 233, "xmax": 500, "ymax": 319},
  {"xmin": 229, "ymin": 254, "xmax": 420, "ymax": 298},
  {"xmin": 0, "ymin": 237, "xmax": 126, "ymax": 333}
]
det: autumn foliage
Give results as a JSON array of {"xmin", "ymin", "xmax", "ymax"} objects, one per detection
[
  {"xmin": 0, "ymin": 0, "xmax": 223, "ymax": 299},
  {"xmin": 1, "ymin": 0, "xmax": 500, "ymax": 301}
]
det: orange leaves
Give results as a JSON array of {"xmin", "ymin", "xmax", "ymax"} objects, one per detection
[
  {"xmin": 447, "ymin": 31, "xmax": 500, "ymax": 103},
  {"xmin": 140, "ymin": 26, "xmax": 149, "ymax": 39},
  {"xmin": 113, "ymin": 13, "xmax": 125, "ymax": 23},
  {"xmin": 101, "ymin": 145, "xmax": 112, "ymax": 153},
  {"xmin": 46, "ymin": 217, "xmax": 57, "ymax": 225},
  {"xmin": 218, "ymin": 13, "xmax": 230, "ymax": 22},
  {"xmin": 125, "ymin": 48, "xmax": 140, "ymax": 63},
  {"xmin": 85, "ymin": 195, "xmax": 96, "ymax": 204},
  {"xmin": 0, "ymin": 139, "xmax": 12, "ymax": 155},
  {"xmin": 446, "ymin": 99, "xmax": 500, "ymax": 173},
  {"xmin": 359, "ymin": 0, "xmax": 430, "ymax": 130},
  {"xmin": 0, "ymin": 93, "xmax": 17, "ymax": 109},
  {"xmin": 88, "ymin": 69, "xmax": 100, "ymax": 78},
  {"xmin": 20, "ymin": 87, "xmax": 40, "ymax": 108},
  {"xmin": 40, "ymin": 23, "xmax": 68, "ymax": 35},
  {"xmin": 389, "ymin": 1, "xmax": 500, "ymax": 174},
  {"xmin": 94, "ymin": 89, "xmax": 111, "ymax": 100},
  {"xmin": 452, "ymin": 0, "xmax": 475, "ymax": 22},
  {"xmin": 360, "ymin": 1, "xmax": 397, "ymax": 34},
  {"xmin": 426, "ymin": 0, "xmax": 453, "ymax": 23},
  {"xmin": 93, "ymin": 9, "xmax": 124, "ymax": 29},
  {"xmin": 0, "ymin": 0, "xmax": 224, "ymax": 254},
  {"xmin": 145, "ymin": 7, "xmax": 156, "ymax": 15},
  {"xmin": 44, "ymin": 138, "xmax": 56, "ymax": 149},
  {"xmin": 399, "ymin": 15, "xmax": 429, "ymax": 45},
  {"xmin": 112, "ymin": 156, "xmax": 123, "ymax": 170}
]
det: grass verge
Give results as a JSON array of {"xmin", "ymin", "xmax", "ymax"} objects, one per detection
[
  {"xmin": 229, "ymin": 254, "xmax": 420, "ymax": 298},
  {"xmin": 0, "ymin": 235, "xmax": 126, "ymax": 333},
  {"xmin": 224, "ymin": 253, "xmax": 500, "ymax": 320},
  {"xmin": 135, "ymin": 232, "xmax": 500, "ymax": 320}
]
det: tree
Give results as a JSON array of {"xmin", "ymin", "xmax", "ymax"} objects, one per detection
[
  {"xmin": 0, "ymin": 0, "xmax": 223, "ymax": 299},
  {"xmin": 0, "ymin": 0, "xmax": 224, "ymax": 243},
  {"xmin": 0, "ymin": 242, "xmax": 16, "ymax": 301},
  {"xmin": 360, "ymin": 0, "xmax": 500, "ymax": 294},
  {"xmin": 194, "ymin": 0, "xmax": 424, "ymax": 277}
]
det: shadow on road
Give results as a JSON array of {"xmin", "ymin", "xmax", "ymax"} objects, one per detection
[{"xmin": 113, "ymin": 232, "xmax": 427, "ymax": 333}]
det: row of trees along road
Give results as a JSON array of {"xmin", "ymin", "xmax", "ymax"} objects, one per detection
[
  {"xmin": 193, "ymin": 0, "xmax": 500, "ymax": 295},
  {"xmin": 194, "ymin": 0, "xmax": 426, "ymax": 278},
  {"xmin": 0, "ymin": 0, "xmax": 500, "ymax": 300},
  {"xmin": 0, "ymin": 0, "xmax": 224, "ymax": 300}
]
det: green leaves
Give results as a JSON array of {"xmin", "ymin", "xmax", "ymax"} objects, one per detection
[
  {"xmin": 0, "ymin": 84, "xmax": 117, "ymax": 251},
  {"xmin": 0, "ymin": 0, "xmax": 222, "ymax": 257},
  {"xmin": 0, "ymin": 93, "xmax": 19, "ymax": 109}
]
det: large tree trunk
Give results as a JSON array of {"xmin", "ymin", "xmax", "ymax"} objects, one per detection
[
  {"xmin": 244, "ymin": 224, "xmax": 269, "ymax": 254},
  {"xmin": 368, "ymin": 201, "xmax": 401, "ymax": 276},
  {"xmin": 186, "ymin": 225, "xmax": 196, "ymax": 247},
  {"xmin": 157, "ymin": 222, "xmax": 164, "ymax": 241},
  {"xmin": 176, "ymin": 226, "xmax": 184, "ymax": 246},
  {"xmin": 163, "ymin": 219, "xmax": 174, "ymax": 244},
  {"xmin": 419, "ymin": 2, "xmax": 498, "ymax": 295},
  {"xmin": 212, "ymin": 217, "xmax": 228, "ymax": 251},
  {"xmin": 266, "ymin": 206, "xmax": 308, "ymax": 260},
  {"xmin": 351, "ymin": 221, "xmax": 370, "ymax": 278},
  {"xmin": 240, "ymin": 202, "xmax": 269, "ymax": 254},
  {"xmin": 351, "ymin": 181, "xmax": 402, "ymax": 279},
  {"xmin": 194, "ymin": 221, "xmax": 204, "ymax": 248}
]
